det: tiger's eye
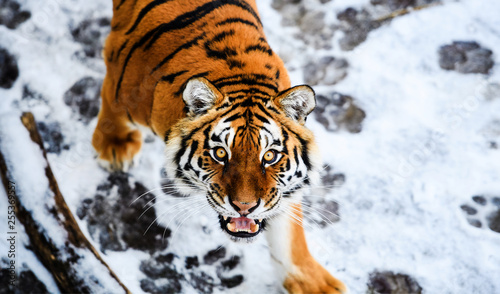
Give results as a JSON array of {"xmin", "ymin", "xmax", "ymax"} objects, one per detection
[
  {"xmin": 263, "ymin": 150, "xmax": 277, "ymax": 164},
  {"xmin": 214, "ymin": 147, "xmax": 227, "ymax": 161}
]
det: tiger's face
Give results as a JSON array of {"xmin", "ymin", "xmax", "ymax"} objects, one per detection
[{"xmin": 165, "ymin": 78, "xmax": 320, "ymax": 241}]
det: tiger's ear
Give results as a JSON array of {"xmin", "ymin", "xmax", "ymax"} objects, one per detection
[
  {"xmin": 182, "ymin": 77, "xmax": 223, "ymax": 116},
  {"xmin": 274, "ymin": 85, "xmax": 316, "ymax": 125}
]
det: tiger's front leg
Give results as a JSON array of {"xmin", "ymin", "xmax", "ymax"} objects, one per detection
[{"xmin": 265, "ymin": 202, "xmax": 346, "ymax": 294}]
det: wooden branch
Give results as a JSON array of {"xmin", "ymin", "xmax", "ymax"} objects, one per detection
[
  {"xmin": 0, "ymin": 112, "xmax": 130, "ymax": 294},
  {"xmin": 375, "ymin": 2, "xmax": 442, "ymax": 23}
]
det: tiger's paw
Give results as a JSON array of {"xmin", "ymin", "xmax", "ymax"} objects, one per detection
[
  {"xmin": 92, "ymin": 129, "xmax": 142, "ymax": 172},
  {"xmin": 284, "ymin": 260, "xmax": 346, "ymax": 294}
]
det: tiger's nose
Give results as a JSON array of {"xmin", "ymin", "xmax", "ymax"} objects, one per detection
[{"xmin": 231, "ymin": 199, "xmax": 260, "ymax": 216}]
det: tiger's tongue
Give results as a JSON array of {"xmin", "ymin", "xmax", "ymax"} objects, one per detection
[{"xmin": 231, "ymin": 217, "xmax": 254, "ymax": 230}]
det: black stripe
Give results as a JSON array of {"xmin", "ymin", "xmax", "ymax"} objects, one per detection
[
  {"xmin": 216, "ymin": 102, "xmax": 231, "ymax": 110},
  {"xmin": 216, "ymin": 17, "xmax": 259, "ymax": 30},
  {"xmin": 211, "ymin": 29, "xmax": 235, "ymax": 43},
  {"xmin": 183, "ymin": 140, "xmax": 199, "ymax": 170},
  {"xmin": 145, "ymin": 0, "xmax": 262, "ymax": 50},
  {"xmin": 215, "ymin": 78, "xmax": 278, "ymax": 93},
  {"xmin": 203, "ymin": 126, "xmax": 211, "ymax": 149},
  {"xmin": 152, "ymin": 33, "xmax": 207, "ymax": 73},
  {"xmin": 161, "ymin": 70, "xmax": 188, "ymax": 83},
  {"xmin": 245, "ymin": 44, "xmax": 272, "ymax": 56},
  {"xmin": 205, "ymin": 45, "xmax": 238, "ymax": 60},
  {"xmin": 254, "ymin": 113, "xmax": 269, "ymax": 124},
  {"xmin": 116, "ymin": 40, "xmax": 129, "ymax": 60},
  {"xmin": 126, "ymin": 0, "xmax": 172, "ymax": 35},
  {"xmin": 116, "ymin": 0, "xmax": 126, "ymax": 10},
  {"xmin": 293, "ymin": 147, "xmax": 299, "ymax": 167},
  {"xmin": 108, "ymin": 50, "xmax": 115, "ymax": 62},
  {"xmin": 223, "ymin": 113, "xmax": 240, "ymax": 122},
  {"xmin": 227, "ymin": 59, "xmax": 245, "ymax": 69},
  {"xmin": 225, "ymin": 88, "xmax": 272, "ymax": 98},
  {"xmin": 287, "ymin": 128, "xmax": 311, "ymax": 170},
  {"xmin": 281, "ymin": 127, "xmax": 289, "ymax": 155},
  {"xmin": 126, "ymin": 110, "xmax": 135, "ymax": 125},
  {"xmin": 211, "ymin": 134, "xmax": 222, "ymax": 143},
  {"xmin": 212, "ymin": 73, "xmax": 273, "ymax": 85}
]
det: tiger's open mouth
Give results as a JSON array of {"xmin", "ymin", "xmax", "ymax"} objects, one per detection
[{"xmin": 218, "ymin": 215, "xmax": 266, "ymax": 238}]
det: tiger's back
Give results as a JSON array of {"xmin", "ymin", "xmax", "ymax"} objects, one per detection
[{"xmin": 103, "ymin": 0, "xmax": 290, "ymax": 138}]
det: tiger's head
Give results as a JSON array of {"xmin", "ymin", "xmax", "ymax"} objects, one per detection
[{"xmin": 164, "ymin": 78, "xmax": 320, "ymax": 242}]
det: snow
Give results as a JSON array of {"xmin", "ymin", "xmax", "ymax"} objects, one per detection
[{"xmin": 1, "ymin": 0, "xmax": 500, "ymax": 293}]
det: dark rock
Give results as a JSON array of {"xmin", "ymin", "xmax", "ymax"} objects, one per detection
[
  {"xmin": 37, "ymin": 121, "xmax": 69, "ymax": 154},
  {"xmin": 472, "ymin": 195, "xmax": 487, "ymax": 206},
  {"xmin": 304, "ymin": 56, "xmax": 348, "ymax": 86},
  {"xmin": 63, "ymin": 77, "xmax": 102, "ymax": 124},
  {"xmin": 17, "ymin": 270, "xmax": 49, "ymax": 294},
  {"xmin": 370, "ymin": 0, "xmax": 416, "ymax": 10},
  {"xmin": 76, "ymin": 198, "xmax": 93, "ymax": 219},
  {"xmin": 220, "ymin": 275, "xmax": 244, "ymax": 288},
  {"xmin": 185, "ymin": 256, "xmax": 200, "ymax": 269},
  {"xmin": 189, "ymin": 272, "xmax": 214, "ymax": 293},
  {"xmin": 467, "ymin": 219, "xmax": 482, "ymax": 228},
  {"xmin": 203, "ymin": 247, "xmax": 226, "ymax": 265},
  {"xmin": 438, "ymin": 41, "xmax": 494, "ymax": 74},
  {"xmin": 140, "ymin": 255, "xmax": 182, "ymax": 280},
  {"xmin": 367, "ymin": 271, "xmax": 423, "ymax": 294},
  {"xmin": 487, "ymin": 210, "xmax": 500, "ymax": 233},
  {"xmin": 71, "ymin": 17, "xmax": 111, "ymax": 58},
  {"xmin": 315, "ymin": 92, "xmax": 366, "ymax": 133},
  {"xmin": 339, "ymin": 19, "xmax": 379, "ymax": 51},
  {"xmin": 157, "ymin": 253, "xmax": 175, "ymax": 264},
  {"xmin": 492, "ymin": 197, "xmax": 500, "ymax": 208},
  {"xmin": 140, "ymin": 277, "xmax": 182, "ymax": 294},
  {"xmin": 337, "ymin": 8, "xmax": 380, "ymax": 51},
  {"xmin": 0, "ymin": 47, "xmax": 19, "ymax": 89},
  {"xmin": 0, "ymin": 267, "xmax": 49, "ymax": 294},
  {"xmin": 321, "ymin": 165, "xmax": 346, "ymax": 188},
  {"xmin": 460, "ymin": 204, "xmax": 477, "ymax": 215},
  {"xmin": 0, "ymin": 0, "xmax": 31, "ymax": 29},
  {"xmin": 79, "ymin": 173, "xmax": 170, "ymax": 253},
  {"xmin": 221, "ymin": 256, "xmax": 240, "ymax": 271},
  {"xmin": 337, "ymin": 8, "xmax": 358, "ymax": 23},
  {"xmin": 299, "ymin": 10, "xmax": 325, "ymax": 34}
]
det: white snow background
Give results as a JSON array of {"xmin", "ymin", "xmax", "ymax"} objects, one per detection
[{"xmin": 1, "ymin": 0, "xmax": 500, "ymax": 293}]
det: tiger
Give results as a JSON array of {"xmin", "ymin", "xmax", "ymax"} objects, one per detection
[{"xmin": 91, "ymin": 0, "xmax": 346, "ymax": 293}]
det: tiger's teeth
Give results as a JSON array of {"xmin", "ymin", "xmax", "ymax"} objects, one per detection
[
  {"xmin": 258, "ymin": 219, "xmax": 263, "ymax": 222},
  {"xmin": 227, "ymin": 222, "xmax": 236, "ymax": 232},
  {"xmin": 223, "ymin": 216, "xmax": 228, "ymax": 221},
  {"xmin": 250, "ymin": 223, "xmax": 259, "ymax": 233}
]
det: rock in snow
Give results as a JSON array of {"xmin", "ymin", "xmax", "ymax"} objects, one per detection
[
  {"xmin": 0, "ymin": 0, "xmax": 30, "ymax": 29},
  {"xmin": 438, "ymin": 41, "xmax": 494, "ymax": 74},
  {"xmin": 63, "ymin": 76, "xmax": 102, "ymax": 124},
  {"xmin": 0, "ymin": 47, "xmax": 18, "ymax": 89},
  {"xmin": 367, "ymin": 271, "xmax": 423, "ymax": 294}
]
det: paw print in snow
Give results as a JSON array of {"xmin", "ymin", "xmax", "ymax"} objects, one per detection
[{"xmin": 460, "ymin": 195, "xmax": 500, "ymax": 233}]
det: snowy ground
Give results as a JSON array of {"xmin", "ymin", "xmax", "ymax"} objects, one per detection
[{"xmin": 1, "ymin": 0, "xmax": 500, "ymax": 293}]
